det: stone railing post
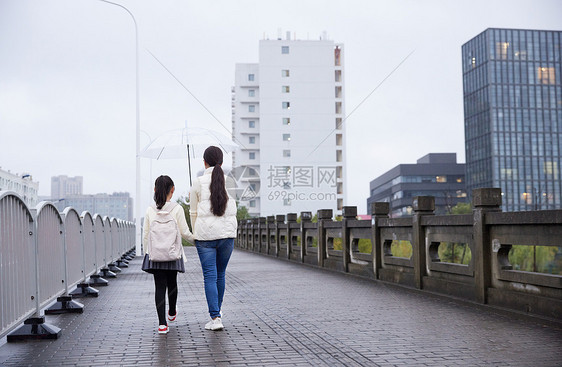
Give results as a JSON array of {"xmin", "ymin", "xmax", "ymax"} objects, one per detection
[
  {"xmin": 266, "ymin": 215, "xmax": 275, "ymax": 255},
  {"xmin": 251, "ymin": 218, "xmax": 258, "ymax": 252},
  {"xmin": 259, "ymin": 217, "xmax": 266, "ymax": 253},
  {"xmin": 317, "ymin": 209, "xmax": 333, "ymax": 268},
  {"xmin": 300, "ymin": 211, "xmax": 312, "ymax": 263},
  {"xmin": 473, "ymin": 188, "xmax": 502, "ymax": 304},
  {"xmin": 412, "ymin": 196, "xmax": 435, "ymax": 289},
  {"xmin": 287, "ymin": 213, "xmax": 297, "ymax": 260},
  {"xmin": 341, "ymin": 206, "xmax": 357, "ymax": 273},
  {"xmin": 275, "ymin": 215, "xmax": 285, "ymax": 257},
  {"xmin": 371, "ymin": 202, "xmax": 389, "ymax": 279}
]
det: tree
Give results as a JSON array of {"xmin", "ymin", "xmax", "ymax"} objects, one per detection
[
  {"xmin": 176, "ymin": 196, "xmax": 192, "ymax": 246},
  {"xmin": 237, "ymin": 205, "xmax": 251, "ymax": 221},
  {"xmin": 450, "ymin": 202, "xmax": 472, "ymax": 215}
]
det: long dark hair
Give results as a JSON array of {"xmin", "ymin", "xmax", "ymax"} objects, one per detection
[
  {"xmin": 204, "ymin": 146, "xmax": 227, "ymax": 216},
  {"xmin": 154, "ymin": 175, "xmax": 174, "ymax": 209}
]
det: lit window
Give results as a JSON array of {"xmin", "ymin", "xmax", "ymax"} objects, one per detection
[
  {"xmin": 249, "ymin": 105, "xmax": 255, "ymax": 112},
  {"xmin": 282, "ymin": 102, "xmax": 290, "ymax": 109},
  {"xmin": 282, "ymin": 86, "xmax": 290, "ymax": 93},
  {"xmin": 248, "ymin": 74, "xmax": 255, "ymax": 81},
  {"xmin": 248, "ymin": 89, "xmax": 255, "ymax": 97},
  {"xmin": 283, "ymin": 150, "xmax": 291, "ymax": 157},
  {"xmin": 249, "ymin": 120, "xmax": 255, "ymax": 128},
  {"xmin": 495, "ymin": 42, "xmax": 509, "ymax": 59},
  {"xmin": 282, "ymin": 69, "xmax": 290, "ymax": 77},
  {"xmin": 249, "ymin": 136, "xmax": 255, "ymax": 144},
  {"xmin": 249, "ymin": 152, "xmax": 255, "ymax": 160},
  {"xmin": 283, "ymin": 118, "xmax": 290, "ymax": 125},
  {"xmin": 282, "ymin": 134, "xmax": 291, "ymax": 141},
  {"xmin": 436, "ymin": 176, "xmax": 447, "ymax": 183},
  {"xmin": 537, "ymin": 67, "xmax": 555, "ymax": 85},
  {"xmin": 281, "ymin": 46, "xmax": 289, "ymax": 54}
]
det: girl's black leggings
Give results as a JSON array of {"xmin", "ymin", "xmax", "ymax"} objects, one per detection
[{"xmin": 153, "ymin": 270, "xmax": 178, "ymax": 326}]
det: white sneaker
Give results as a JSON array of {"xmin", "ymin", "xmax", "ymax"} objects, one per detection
[
  {"xmin": 158, "ymin": 325, "xmax": 169, "ymax": 334},
  {"xmin": 204, "ymin": 317, "xmax": 224, "ymax": 331}
]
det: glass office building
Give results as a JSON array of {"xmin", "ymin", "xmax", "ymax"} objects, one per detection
[{"xmin": 462, "ymin": 28, "xmax": 562, "ymax": 211}]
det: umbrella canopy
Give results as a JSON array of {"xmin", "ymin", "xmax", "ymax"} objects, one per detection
[
  {"xmin": 140, "ymin": 127, "xmax": 238, "ymax": 160},
  {"xmin": 140, "ymin": 127, "xmax": 239, "ymax": 186}
]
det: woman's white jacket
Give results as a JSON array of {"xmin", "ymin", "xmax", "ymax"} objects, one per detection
[{"xmin": 189, "ymin": 166, "xmax": 238, "ymax": 241}]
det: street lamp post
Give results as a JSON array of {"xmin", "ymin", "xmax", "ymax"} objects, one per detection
[{"xmin": 98, "ymin": 0, "xmax": 142, "ymax": 256}]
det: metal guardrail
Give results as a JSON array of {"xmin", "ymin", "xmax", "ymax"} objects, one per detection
[
  {"xmin": 0, "ymin": 191, "xmax": 135, "ymax": 341},
  {"xmin": 236, "ymin": 188, "xmax": 562, "ymax": 320}
]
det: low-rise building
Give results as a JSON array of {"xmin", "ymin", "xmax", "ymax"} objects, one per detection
[
  {"xmin": 0, "ymin": 167, "xmax": 39, "ymax": 207},
  {"xmin": 367, "ymin": 153, "xmax": 467, "ymax": 217}
]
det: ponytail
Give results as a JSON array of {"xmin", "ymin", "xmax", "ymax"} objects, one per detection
[
  {"xmin": 154, "ymin": 175, "xmax": 174, "ymax": 209},
  {"xmin": 203, "ymin": 146, "xmax": 227, "ymax": 216}
]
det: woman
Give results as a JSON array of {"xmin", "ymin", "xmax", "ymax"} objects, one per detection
[
  {"xmin": 190, "ymin": 146, "xmax": 237, "ymax": 331},
  {"xmin": 142, "ymin": 175, "xmax": 194, "ymax": 335}
]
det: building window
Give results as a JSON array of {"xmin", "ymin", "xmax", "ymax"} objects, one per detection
[
  {"xmin": 336, "ymin": 150, "xmax": 342, "ymax": 162},
  {"xmin": 249, "ymin": 200, "xmax": 256, "ymax": 208},
  {"xmin": 283, "ymin": 198, "xmax": 291, "ymax": 206},
  {"xmin": 336, "ymin": 118, "xmax": 342, "ymax": 129},
  {"xmin": 249, "ymin": 152, "xmax": 255, "ymax": 160},
  {"xmin": 282, "ymin": 69, "xmax": 290, "ymax": 77},
  {"xmin": 336, "ymin": 134, "xmax": 342, "ymax": 146},
  {"xmin": 337, "ymin": 198, "xmax": 343, "ymax": 210},
  {"xmin": 248, "ymin": 89, "xmax": 255, "ymax": 97},
  {"xmin": 282, "ymin": 86, "xmax": 290, "ymax": 93},
  {"xmin": 249, "ymin": 136, "xmax": 255, "ymax": 144},
  {"xmin": 249, "ymin": 105, "xmax": 255, "ymax": 112},
  {"xmin": 537, "ymin": 67, "xmax": 555, "ymax": 84},
  {"xmin": 248, "ymin": 74, "xmax": 255, "ymax": 81},
  {"xmin": 249, "ymin": 120, "xmax": 255, "ymax": 128},
  {"xmin": 283, "ymin": 118, "xmax": 291, "ymax": 125},
  {"xmin": 335, "ymin": 70, "xmax": 342, "ymax": 82},
  {"xmin": 335, "ymin": 86, "xmax": 342, "ymax": 98},
  {"xmin": 283, "ymin": 150, "xmax": 291, "ymax": 157},
  {"xmin": 334, "ymin": 46, "xmax": 341, "ymax": 66},
  {"xmin": 282, "ymin": 102, "xmax": 290, "ymax": 109},
  {"xmin": 436, "ymin": 176, "xmax": 447, "ymax": 183},
  {"xmin": 337, "ymin": 182, "xmax": 343, "ymax": 195},
  {"xmin": 281, "ymin": 46, "xmax": 289, "ymax": 54},
  {"xmin": 282, "ymin": 133, "xmax": 291, "ymax": 141},
  {"xmin": 248, "ymin": 168, "xmax": 256, "ymax": 176},
  {"xmin": 335, "ymin": 102, "xmax": 342, "ymax": 114}
]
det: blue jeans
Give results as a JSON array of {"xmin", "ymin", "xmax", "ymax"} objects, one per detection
[{"xmin": 195, "ymin": 238, "xmax": 234, "ymax": 318}]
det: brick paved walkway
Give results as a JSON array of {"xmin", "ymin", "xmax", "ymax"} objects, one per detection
[{"xmin": 1, "ymin": 247, "xmax": 561, "ymax": 366}]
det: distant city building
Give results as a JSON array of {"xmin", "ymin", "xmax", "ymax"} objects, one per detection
[
  {"xmin": 232, "ymin": 31, "xmax": 345, "ymax": 217},
  {"xmin": 462, "ymin": 28, "xmax": 562, "ymax": 211},
  {"xmin": 0, "ymin": 167, "xmax": 39, "ymax": 207},
  {"xmin": 367, "ymin": 154, "xmax": 467, "ymax": 217},
  {"xmin": 55, "ymin": 192, "xmax": 133, "ymax": 221},
  {"xmin": 51, "ymin": 175, "xmax": 83, "ymax": 200}
]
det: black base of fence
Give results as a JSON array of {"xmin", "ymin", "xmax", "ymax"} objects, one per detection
[
  {"xmin": 116, "ymin": 259, "xmax": 129, "ymax": 268},
  {"xmin": 125, "ymin": 254, "xmax": 135, "ymax": 260},
  {"xmin": 89, "ymin": 274, "xmax": 109, "ymax": 286},
  {"xmin": 7, "ymin": 317, "xmax": 61, "ymax": 342},
  {"xmin": 45, "ymin": 296, "xmax": 84, "ymax": 314},
  {"xmin": 69, "ymin": 283, "xmax": 99, "ymax": 298},
  {"xmin": 99, "ymin": 268, "xmax": 117, "ymax": 278},
  {"xmin": 108, "ymin": 263, "xmax": 122, "ymax": 273}
]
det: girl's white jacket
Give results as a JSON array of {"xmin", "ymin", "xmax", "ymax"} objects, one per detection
[
  {"xmin": 142, "ymin": 201, "xmax": 195, "ymax": 254},
  {"xmin": 189, "ymin": 166, "xmax": 238, "ymax": 241}
]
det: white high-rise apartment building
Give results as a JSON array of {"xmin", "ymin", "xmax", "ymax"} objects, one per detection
[
  {"xmin": 51, "ymin": 175, "xmax": 83, "ymax": 200},
  {"xmin": 232, "ymin": 32, "xmax": 345, "ymax": 217}
]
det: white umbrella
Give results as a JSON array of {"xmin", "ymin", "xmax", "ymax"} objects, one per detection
[{"xmin": 140, "ymin": 127, "xmax": 239, "ymax": 185}]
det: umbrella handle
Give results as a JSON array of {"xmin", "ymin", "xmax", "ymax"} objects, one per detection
[{"xmin": 187, "ymin": 143, "xmax": 192, "ymax": 186}]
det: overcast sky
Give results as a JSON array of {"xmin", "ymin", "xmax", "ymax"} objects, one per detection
[{"xmin": 1, "ymin": 0, "xmax": 561, "ymax": 215}]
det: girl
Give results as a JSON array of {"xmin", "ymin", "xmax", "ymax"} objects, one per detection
[
  {"xmin": 189, "ymin": 146, "xmax": 237, "ymax": 331},
  {"xmin": 142, "ymin": 175, "xmax": 194, "ymax": 334}
]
